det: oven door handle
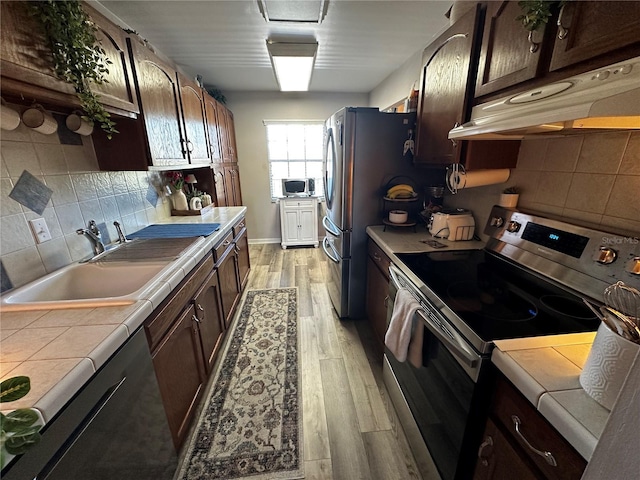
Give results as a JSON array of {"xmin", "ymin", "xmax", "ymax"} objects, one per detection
[
  {"xmin": 389, "ymin": 264, "xmax": 479, "ymax": 369},
  {"xmin": 415, "ymin": 309, "xmax": 478, "ymax": 368}
]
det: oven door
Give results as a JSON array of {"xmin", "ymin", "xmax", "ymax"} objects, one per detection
[{"xmin": 384, "ymin": 264, "xmax": 489, "ymax": 480}]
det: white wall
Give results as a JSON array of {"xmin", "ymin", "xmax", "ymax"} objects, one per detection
[
  {"xmin": 368, "ymin": 49, "xmax": 423, "ymax": 110},
  {"xmin": 225, "ymin": 91, "xmax": 368, "ymax": 243}
]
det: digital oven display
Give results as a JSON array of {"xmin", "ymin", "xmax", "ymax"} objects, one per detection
[{"xmin": 521, "ymin": 223, "xmax": 589, "ymax": 258}]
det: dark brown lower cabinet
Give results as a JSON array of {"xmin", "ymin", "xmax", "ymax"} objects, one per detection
[
  {"xmin": 217, "ymin": 245, "xmax": 241, "ymax": 330},
  {"xmin": 366, "ymin": 239, "xmax": 391, "ymax": 354},
  {"xmin": 235, "ymin": 225, "xmax": 250, "ymax": 291},
  {"xmin": 193, "ymin": 270, "xmax": 225, "ymax": 374},
  {"xmin": 151, "ymin": 303, "xmax": 205, "ymax": 450},
  {"xmin": 473, "ymin": 372, "xmax": 587, "ymax": 480}
]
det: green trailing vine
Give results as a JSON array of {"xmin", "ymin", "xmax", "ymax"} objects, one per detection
[
  {"xmin": 516, "ymin": 0, "xmax": 567, "ymax": 32},
  {"xmin": 29, "ymin": 1, "xmax": 118, "ymax": 138}
]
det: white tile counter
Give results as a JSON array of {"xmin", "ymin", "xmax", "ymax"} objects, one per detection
[
  {"xmin": 492, "ymin": 333, "xmax": 610, "ymax": 461},
  {"xmin": 0, "ymin": 206, "xmax": 246, "ymax": 424}
]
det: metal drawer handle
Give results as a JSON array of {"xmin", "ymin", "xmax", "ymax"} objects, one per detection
[
  {"xmin": 557, "ymin": 3, "xmax": 569, "ymax": 40},
  {"xmin": 196, "ymin": 303, "xmax": 204, "ymax": 312},
  {"xmin": 223, "ymin": 240, "xmax": 231, "ymax": 247},
  {"xmin": 373, "ymin": 252, "xmax": 382, "ymax": 262},
  {"xmin": 477, "ymin": 435, "xmax": 493, "ymax": 467},
  {"xmin": 528, "ymin": 31, "xmax": 540, "ymax": 53},
  {"xmin": 192, "ymin": 314, "xmax": 200, "ymax": 324},
  {"xmin": 383, "ymin": 295, "xmax": 390, "ymax": 308},
  {"xmin": 511, "ymin": 415, "xmax": 557, "ymax": 466}
]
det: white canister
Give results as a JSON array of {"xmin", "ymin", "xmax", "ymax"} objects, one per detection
[
  {"xmin": 66, "ymin": 113, "xmax": 94, "ymax": 136},
  {"xmin": 22, "ymin": 105, "xmax": 58, "ymax": 135},
  {"xmin": 579, "ymin": 322, "xmax": 640, "ymax": 410},
  {"xmin": 1, "ymin": 100, "xmax": 21, "ymax": 131}
]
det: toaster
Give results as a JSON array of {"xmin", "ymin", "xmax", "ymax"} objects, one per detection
[{"xmin": 429, "ymin": 209, "xmax": 475, "ymax": 241}]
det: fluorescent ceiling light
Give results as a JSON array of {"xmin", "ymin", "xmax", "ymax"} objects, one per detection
[{"xmin": 267, "ymin": 41, "xmax": 318, "ymax": 92}]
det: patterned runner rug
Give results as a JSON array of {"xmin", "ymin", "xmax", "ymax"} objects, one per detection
[{"xmin": 178, "ymin": 288, "xmax": 303, "ymax": 480}]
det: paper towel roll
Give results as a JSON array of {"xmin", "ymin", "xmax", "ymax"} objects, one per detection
[{"xmin": 447, "ymin": 168, "xmax": 510, "ymax": 190}]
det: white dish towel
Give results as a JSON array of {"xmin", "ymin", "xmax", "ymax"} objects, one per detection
[{"xmin": 385, "ymin": 287, "xmax": 424, "ymax": 368}]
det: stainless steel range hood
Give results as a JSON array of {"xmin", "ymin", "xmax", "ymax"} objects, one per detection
[{"xmin": 449, "ymin": 57, "xmax": 640, "ymax": 140}]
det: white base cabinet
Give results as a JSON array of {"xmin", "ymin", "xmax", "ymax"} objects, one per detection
[{"xmin": 279, "ymin": 197, "xmax": 319, "ymax": 249}]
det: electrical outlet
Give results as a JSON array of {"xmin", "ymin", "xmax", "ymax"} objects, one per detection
[{"xmin": 29, "ymin": 218, "xmax": 52, "ymax": 243}]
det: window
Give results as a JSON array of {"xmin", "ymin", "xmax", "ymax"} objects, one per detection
[{"xmin": 265, "ymin": 121, "xmax": 324, "ymax": 200}]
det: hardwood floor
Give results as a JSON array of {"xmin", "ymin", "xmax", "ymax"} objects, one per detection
[{"xmin": 246, "ymin": 244, "xmax": 421, "ymax": 480}]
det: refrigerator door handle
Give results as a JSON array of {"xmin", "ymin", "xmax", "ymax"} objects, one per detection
[
  {"xmin": 322, "ymin": 237, "xmax": 340, "ymax": 263},
  {"xmin": 322, "ymin": 215, "xmax": 341, "ymax": 237}
]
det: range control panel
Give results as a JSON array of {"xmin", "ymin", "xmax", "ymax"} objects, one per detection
[{"xmin": 485, "ymin": 206, "xmax": 640, "ymax": 301}]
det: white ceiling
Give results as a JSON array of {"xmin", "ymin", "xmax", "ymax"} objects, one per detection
[{"xmin": 96, "ymin": 0, "xmax": 452, "ymax": 94}]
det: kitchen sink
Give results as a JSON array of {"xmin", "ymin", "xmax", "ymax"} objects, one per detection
[{"xmin": 0, "ymin": 260, "xmax": 173, "ymax": 311}]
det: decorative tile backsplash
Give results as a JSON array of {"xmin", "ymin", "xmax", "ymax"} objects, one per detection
[
  {"xmin": 443, "ymin": 131, "xmax": 640, "ymax": 239},
  {"xmin": 9, "ymin": 170, "xmax": 53, "ymax": 215},
  {"xmin": 0, "ymin": 116, "xmax": 172, "ymax": 290}
]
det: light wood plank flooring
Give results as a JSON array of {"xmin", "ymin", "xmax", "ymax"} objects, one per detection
[{"xmin": 246, "ymin": 244, "xmax": 421, "ymax": 480}]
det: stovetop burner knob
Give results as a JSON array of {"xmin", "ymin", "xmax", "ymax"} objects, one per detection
[
  {"xmin": 593, "ymin": 246, "xmax": 617, "ymax": 264},
  {"xmin": 507, "ymin": 221, "xmax": 521, "ymax": 233},
  {"xmin": 625, "ymin": 256, "xmax": 640, "ymax": 275},
  {"xmin": 490, "ymin": 216, "xmax": 504, "ymax": 228}
]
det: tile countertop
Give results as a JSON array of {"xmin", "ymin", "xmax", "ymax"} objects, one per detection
[
  {"xmin": 365, "ymin": 225, "xmax": 609, "ymax": 462},
  {"xmin": 0, "ymin": 206, "xmax": 246, "ymax": 425},
  {"xmin": 492, "ymin": 334, "xmax": 610, "ymax": 461}
]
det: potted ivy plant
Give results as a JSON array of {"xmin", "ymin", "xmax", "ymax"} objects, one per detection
[
  {"xmin": 500, "ymin": 186, "xmax": 521, "ymax": 208},
  {"xmin": 29, "ymin": 1, "xmax": 118, "ymax": 138},
  {"xmin": 0, "ymin": 376, "xmax": 42, "ymax": 468}
]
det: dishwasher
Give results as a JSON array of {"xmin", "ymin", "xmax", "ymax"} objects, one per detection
[{"xmin": 2, "ymin": 328, "xmax": 177, "ymax": 480}]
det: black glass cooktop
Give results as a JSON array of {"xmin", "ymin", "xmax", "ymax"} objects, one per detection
[{"xmin": 396, "ymin": 250, "xmax": 600, "ymax": 343}]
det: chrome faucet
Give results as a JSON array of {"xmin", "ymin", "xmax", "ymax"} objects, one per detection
[
  {"xmin": 113, "ymin": 221, "xmax": 127, "ymax": 243},
  {"xmin": 76, "ymin": 220, "xmax": 105, "ymax": 256}
]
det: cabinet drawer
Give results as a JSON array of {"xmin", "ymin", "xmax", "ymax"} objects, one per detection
[
  {"xmin": 145, "ymin": 253, "xmax": 214, "ymax": 350},
  {"xmin": 282, "ymin": 198, "xmax": 315, "ymax": 208},
  {"xmin": 213, "ymin": 231, "xmax": 234, "ymax": 261},
  {"xmin": 368, "ymin": 240, "xmax": 391, "ymax": 281},
  {"xmin": 491, "ymin": 375, "xmax": 586, "ymax": 480},
  {"xmin": 232, "ymin": 217, "xmax": 246, "ymax": 238}
]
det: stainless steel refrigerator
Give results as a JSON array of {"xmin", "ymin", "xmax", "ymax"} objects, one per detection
[{"xmin": 322, "ymin": 107, "xmax": 418, "ymax": 318}]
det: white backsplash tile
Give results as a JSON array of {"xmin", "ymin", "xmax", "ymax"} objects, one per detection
[
  {"xmin": 2, "ymin": 141, "xmax": 41, "ymax": 177},
  {"xmin": 70, "ymin": 173, "xmax": 97, "ymax": 201},
  {"xmin": 34, "ymin": 144, "xmax": 67, "ymax": 175},
  {"xmin": 0, "ymin": 213, "xmax": 35, "ymax": 254},
  {"xmin": 55, "ymin": 203, "xmax": 84, "ymax": 235},
  {"xmin": 46, "ymin": 174, "xmax": 78, "ymax": 206},
  {"xmin": 2, "ymin": 246, "xmax": 47, "ymax": 287},
  {"xmin": 63, "ymin": 143, "xmax": 99, "ymax": 172},
  {"xmin": 37, "ymin": 237, "xmax": 73, "ymax": 273},
  {"xmin": 619, "ymin": 132, "xmax": 640, "ymax": 175},
  {"xmin": 575, "ymin": 132, "xmax": 628, "ymax": 174},
  {"xmin": 0, "ymin": 179, "xmax": 22, "ymax": 216},
  {"xmin": 78, "ymin": 199, "xmax": 105, "ymax": 227}
]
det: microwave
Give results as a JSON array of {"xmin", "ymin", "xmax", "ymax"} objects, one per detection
[{"xmin": 282, "ymin": 178, "xmax": 315, "ymax": 197}]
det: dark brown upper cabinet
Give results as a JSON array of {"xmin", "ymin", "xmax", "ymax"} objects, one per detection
[
  {"xmin": 177, "ymin": 73, "xmax": 211, "ymax": 165},
  {"xmin": 548, "ymin": 1, "xmax": 640, "ymax": 72},
  {"xmin": 0, "ymin": 0, "xmax": 138, "ymax": 116},
  {"xmin": 475, "ymin": 1, "xmax": 640, "ymax": 99},
  {"xmin": 414, "ymin": 4, "xmax": 520, "ymax": 169},
  {"xmin": 475, "ymin": 1, "xmax": 549, "ymax": 98},
  {"xmin": 204, "ymin": 96, "xmax": 225, "ymax": 163}
]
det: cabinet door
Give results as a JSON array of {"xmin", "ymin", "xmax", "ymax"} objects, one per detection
[
  {"xmin": 178, "ymin": 74, "xmax": 211, "ymax": 164},
  {"xmin": 223, "ymin": 165, "xmax": 243, "ymax": 206},
  {"xmin": 298, "ymin": 208, "xmax": 316, "ymax": 242},
  {"xmin": 549, "ymin": 1, "xmax": 640, "ymax": 72},
  {"xmin": 473, "ymin": 418, "xmax": 541, "ymax": 480},
  {"xmin": 0, "ymin": 1, "xmax": 138, "ymax": 115},
  {"xmin": 152, "ymin": 303, "xmax": 205, "ymax": 449},
  {"xmin": 193, "ymin": 270, "xmax": 224, "ymax": 374},
  {"xmin": 235, "ymin": 227, "xmax": 251, "ymax": 291},
  {"xmin": 282, "ymin": 208, "xmax": 301, "ymax": 243},
  {"xmin": 213, "ymin": 166, "xmax": 227, "ymax": 207},
  {"xmin": 217, "ymin": 248, "xmax": 241, "ymax": 329},
  {"xmin": 475, "ymin": 1, "xmax": 548, "ymax": 98},
  {"xmin": 218, "ymin": 106, "xmax": 232, "ymax": 162},
  {"xmin": 204, "ymin": 96, "xmax": 224, "ymax": 162},
  {"xmin": 415, "ymin": 5, "xmax": 481, "ymax": 166},
  {"xmin": 130, "ymin": 39, "xmax": 188, "ymax": 167},
  {"xmin": 226, "ymin": 109, "xmax": 238, "ymax": 162},
  {"xmin": 366, "ymin": 254, "xmax": 390, "ymax": 355}
]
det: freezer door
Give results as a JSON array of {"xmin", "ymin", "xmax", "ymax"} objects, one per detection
[{"xmin": 322, "ymin": 235, "xmax": 350, "ymax": 318}]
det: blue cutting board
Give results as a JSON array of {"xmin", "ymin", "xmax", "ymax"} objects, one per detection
[{"xmin": 127, "ymin": 223, "xmax": 220, "ymax": 239}]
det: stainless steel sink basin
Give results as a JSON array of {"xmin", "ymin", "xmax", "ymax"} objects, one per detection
[{"xmin": 0, "ymin": 260, "xmax": 172, "ymax": 311}]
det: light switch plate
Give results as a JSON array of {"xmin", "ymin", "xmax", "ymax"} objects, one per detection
[{"xmin": 29, "ymin": 218, "xmax": 52, "ymax": 243}]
